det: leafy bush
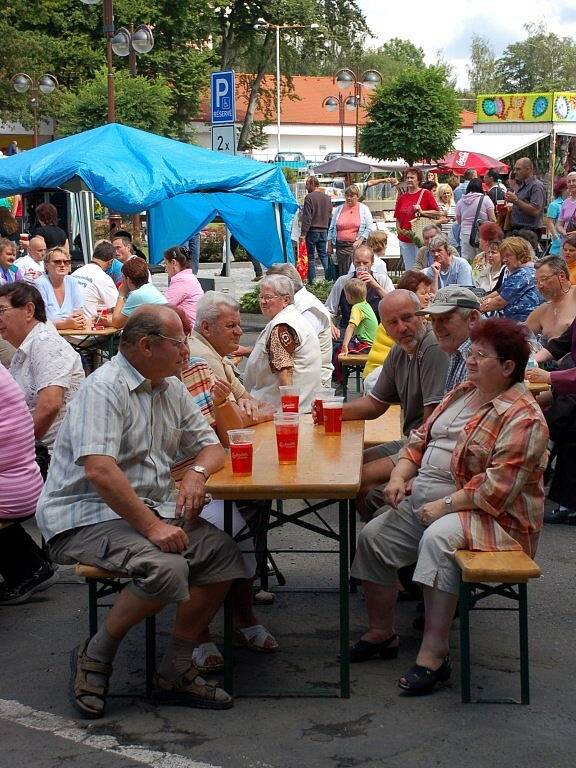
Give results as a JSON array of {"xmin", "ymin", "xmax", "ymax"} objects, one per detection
[{"xmin": 306, "ymin": 279, "xmax": 334, "ymax": 302}]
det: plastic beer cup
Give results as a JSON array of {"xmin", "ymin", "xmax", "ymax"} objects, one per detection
[
  {"xmin": 313, "ymin": 388, "xmax": 336, "ymax": 426},
  {"xmin": 279, "ymin": 385, "xmax": 300, "ymax": 414},
  {"xmin": 227, "ymin": 429, "xmax": 256, "ymax": 476},
  {"xmin": 273, "ymin": 413, "xmax": 299, "ymax": 464},
  {"xmin": 323, "ymin": 396, "xmax": 344, "ymax": 435}
]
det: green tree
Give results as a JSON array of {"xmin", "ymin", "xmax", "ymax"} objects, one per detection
[
  {"xmin": 56, "ymin": 68, "xmax": 172, "ymax": 136},
  {"xmin": 359, "ymin": 66, "xmax": 460, "ymax": 165},
  {"xmin": 467, "ymin": 35, "xmax": 498, "ymax": 95}
]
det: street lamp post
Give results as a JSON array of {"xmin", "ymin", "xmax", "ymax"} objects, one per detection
[
  {"xmin": 334, "ymin": 68, "xmax": 382, "ymax": 155},
  {"xmin": 11, "ymin": 73, "xmax": 58, "ymax": 148},
  {"xmin": 322, "ymin": 93, "xmax": 356, "ymax": 155},
  {"xmin": 79, "ymin": 0, "xmax": 154, "ymax": 123},
  {"xmin": 254, "ymin": 18, "xmax": 319, "ymax": 154}
]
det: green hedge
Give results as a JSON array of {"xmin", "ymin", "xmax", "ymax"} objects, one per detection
[{"xmin": 239, "ymin": 279, "xmax": 334, "ymax": 314}]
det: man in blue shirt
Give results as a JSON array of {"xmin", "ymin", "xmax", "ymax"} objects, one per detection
[
  {"xmin": 453, "ymin": 169, "xmax": 477, "ymax": 203},
  {"xmin": 423, "ymin": 235, "xmax": 473, "ymax": 289}
]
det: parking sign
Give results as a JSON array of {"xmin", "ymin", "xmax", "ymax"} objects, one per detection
[{"xmin": 211, "ymin": 70, "xmax": 236, "ymax": 125}]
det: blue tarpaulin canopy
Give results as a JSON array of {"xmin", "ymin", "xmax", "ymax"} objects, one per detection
[{"xmin": 0, "ymin": 123, "xmax": 297, "ymax": 265}]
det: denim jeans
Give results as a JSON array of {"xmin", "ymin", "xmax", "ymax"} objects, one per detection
[
  {"xmin": 305, "ymin": 229, "xmax": 328, "ymax": 282},
  {"xmin": 186, "ymin": 233, "xmax": 201, "ymax": 275}
]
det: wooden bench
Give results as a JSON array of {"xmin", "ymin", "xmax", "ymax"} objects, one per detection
[
  {"xmin": 74, "ymin": 564, "xmax": 156, "ymax": 699},
  {"xmin": 455, "ymin": 550, "xmax": 541, "ymax": 705},
  {"xmin": 338, "ymin": 352, "xmax": 369, "ymax": 400}
]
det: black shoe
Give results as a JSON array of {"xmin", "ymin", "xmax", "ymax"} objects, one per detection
[
  {"xmin": 350, "ymin": 634, "xmax": 399, "ymax": 663},
  {"xmin": 544, "ymin": 506, "xmax": 576, "ymax": 524},
  {"xmin": 0, "ymin": 562, "xmax": 58, "ymax": 605},
  {"xmin": 398, "ymin": 656, "xmax": 451, "ymax": 694}
]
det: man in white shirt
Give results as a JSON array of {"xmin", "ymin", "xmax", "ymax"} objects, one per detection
[
  {"xmin": 72, "ymin": 241, "xmax": 119, "ymax": 319},
  {"xmin": 14, "ymin": 236, "xmax": 46, "ymax": 282}
]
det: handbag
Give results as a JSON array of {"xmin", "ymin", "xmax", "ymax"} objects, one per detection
[{"xmin": 468, "ymin": 195, "xmax": 485, "ymax": 248}]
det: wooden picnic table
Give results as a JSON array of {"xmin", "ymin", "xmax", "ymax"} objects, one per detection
[
  {"xmin": 58, "ymin": 326, "xmax": 120, "ymax": 361},
  {"xmin": 206, "ymin": 414, "xmax": 364, "ymax": 698},
  {"xmin": 362, "ymin": 405, "xmax": 402, "ymax": 449}
]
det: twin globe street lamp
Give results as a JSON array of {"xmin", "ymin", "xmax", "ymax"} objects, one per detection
[
  {"xmin": 11, "ymin": 73, "xmax": 59, "ymax": 148},
  {"xmin": 79, "ymin": 0, "xmax": 154, "ymax": 123},
  {"xmin": 323, "ymin": 68, "xmax": 382, "ymax": 156}
]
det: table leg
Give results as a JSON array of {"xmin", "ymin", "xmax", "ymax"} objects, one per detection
[
  {"xmin": 223, "ymin": 500, "xmax": 234, "ymax": 695},
  {"xmin": 342, "ymin": 366, "xmax": 348, "ymax": 401},
  {"xmin": 348, "ymin": 500, "xmax": 357, "ymax": 594},
  {"xmin": 339, "ymin": 500, "xmax": 350, "ymax": 698}
]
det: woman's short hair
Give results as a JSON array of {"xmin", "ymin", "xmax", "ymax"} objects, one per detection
[
  {"xmin": 195, "ymin": 291, "xmax": 239, "ymax": 328},
  {"xmin": 343, "ymin": 277, "xmax": 367, "ymax": 304},
  {"xmin": 266, "ymin": 263, "xmax": 303, "ymax": 291},
  {"xmin": 260, "ymin": 274, "xmax": 294, "ymax": 302},
  {"xmin": 0, "ymin": 237, "xmax": 14, "ymax": 254},
  {"xmin": 535, "ymin": 255, "xmax": 569, "ymax": 279},
  {"xmin": 0, "ymin": 281, "xmax": 47, "ymax": 322},
  {"xmin": 499, "ymin": 236, "xmax": 532, "ymax": 265},
  {"xmin": 469, "ymin": 318, "xmax": 530, "ymax": 384},
  {"xmin": 553, "ymin": 177, "xmax": 568, "ymax": 198},
  {"xmin": 396, "ymin": 269, "xmax": 433, "ymax": 293},
  {"xmin": 466, "ymin": 178, "xmax": 484, "ymax": 194},
  {"xmin": 44, "ymin": 246, "xmax": 69, "ymax": 264},
  {"xmin": 121, "ymin": 256, "xmax": 149, "ymax": 287},
  {"xmin": 478, "ymin": 222, "xmax": 503, "ymax": 243},
  {"xmin": 167, "ymin": 303, "xmax": 192, "ymax": 336},
  {"xmin": 344, "ymin": 184, "xmax": 360, "ymax": 197},
  {"xmin": 563, "ymin": 232, "xmax": 576, "ymax": 250},
  {"xmin": 403, "ymin": 168, "xmax": 423, "ymax": 184},
  {"xmin": 35, "ymin": 202, "xmax": 58, "ymax": 226},
  {"xmin": 164, "ymin": 246, "xmax": 190, "ymax": 270},
  {"xmin": 366, "ymin": 230, "xmax": 388, "ymax": 252}
]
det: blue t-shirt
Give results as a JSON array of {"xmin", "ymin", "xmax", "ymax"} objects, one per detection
[
  {"xmin": 424, "ymin": 255, "xmax": 473, "ymax": 288},
  {"xmin": 499, "ymin": 266, "xmax": 541, "ymax": 322},
  {"xmin": 547, "ymin": 197, "xmax": 563, "ymax": 256},
  {"xmin": 122, "ymin": 283, "xmax": 167, "ymax": 317},
  {"xmin": 104, "ymin": 258, "xmax": 123, "ymax": 287},
  {"xmin": 35, "ymin": 274, "xmax": 86, "ymax": 321}
]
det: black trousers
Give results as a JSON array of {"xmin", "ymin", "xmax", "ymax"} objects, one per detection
[
  {"xmin": 546, "ymin": 394, "xmax": 576, "ymax": 509},
  {"xmin": 0, "ymin": 522, "xmax": 48, "ymax": 587}
]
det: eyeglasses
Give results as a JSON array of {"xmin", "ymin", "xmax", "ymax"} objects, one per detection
[
  {"xmin": 149, "ymin": 333, "xmax": 188, "ymax": 348},
  {"xmin": 0, "ymin": 305, "xmax": 13, "ymax": 315},
  {"xmin": 535, "ymin": 273, "xmax": 559, "ymax": 287},
  {"xmin": 49, "ymin": 259, "xmax": 71, "ymax": 266},
  {"xmin": 259, "ymin": 294, "xmax": 281, "ymax": 303},
  {"xmin": 465, "ymin": 348, "xmax": 501, "ymax": 361}
]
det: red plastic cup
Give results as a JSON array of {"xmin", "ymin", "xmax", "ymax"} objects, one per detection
[
  {"xmin": 323, "ymin": 397, "xmax": 344, "ymax": 435},
  {"xmin": 93, "ymin": 306, "xmax": 109, "ymax": 330},
  {"xmin": 279, "ymin": 385, "xmax": 300, "ymax": 413},
  {"xmin": 313, "ymin": 388, "xmax": 336, "ymax": 426},
  {"xmin": 227, "ymin": 429, "xmax": 256, "ymax": 476},
  {"xmin": 273, "ymin": 413, "xmax": 299, "ymax": 464}
]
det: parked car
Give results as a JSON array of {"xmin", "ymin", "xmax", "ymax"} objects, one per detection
[
  {"xmin": 271, "ymin": 152, "xmax": 309, "ymax": 171},
  {"xmin": 323, "ymin": 152, "xmax": 355, "ymax": 162}
]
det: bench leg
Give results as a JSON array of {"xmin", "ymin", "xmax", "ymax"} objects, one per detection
[
  {"xmin": 518, "ymin": 583, "xmax": 530, "ymax": 705},
  {"xmin": 342, "ymin": 366, "xmax": 349, "ymax": 401},
  {"xmin": 145, "ymin": 615, "xmax": 156, "ymax": 699},
  {"xmin": 459, "ymin": 581, "xmax": 472, "ymax": 703},
  {"xmin": 223, "ymin": 500, "xmax": 235, "ymax": 696},
  {"xmin": 355, "ymin": 366, "xmax": 361, "ymax": 393},
  {"xmin": 339, "ymin": 500, "xmax": 350, "ymax": 698}
]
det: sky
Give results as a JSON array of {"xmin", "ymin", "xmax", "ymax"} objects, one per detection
[{"xmin": 357, "ymin": 0, "xmax": 576, "ymax": 89}]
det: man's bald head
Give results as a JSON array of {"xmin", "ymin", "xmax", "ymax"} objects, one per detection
[
  {"xmin": 121, "ymin": 304, "xmax": 181, "ymax": 349},
  {"xmin": 28, "ymin": 236, "xmax": 46, "ymax": 263}
]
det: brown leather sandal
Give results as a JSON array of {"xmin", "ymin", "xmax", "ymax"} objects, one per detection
[
  {"xmin": 70, "ymin": 639, "xmax": 113, "ymax": 719},
  {"xmin": 153, "ymin": 665, "xmax": 233, "ymax": 709}
]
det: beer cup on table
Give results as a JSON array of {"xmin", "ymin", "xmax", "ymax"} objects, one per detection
[
  {"xmin": 273, "ymin": 413, "xmax": 299, "ymax": 464},
  {"xmin": 227, "ymin": 429, "xmax": 256, "ymax": 476},
  {"xmin": 313, "ymin": 387, "xmax": 336, "ymax": 426},
  {"xmin": 323, "ymin": 396, "xmax": 344, "ymax": 435},
  {"xmin": 279, "ymin": 385, "xmax": 300, "ymax": 413},
  {"xmin": 92, "ymin": 307, "xmax": 109, "ymax": 330}
]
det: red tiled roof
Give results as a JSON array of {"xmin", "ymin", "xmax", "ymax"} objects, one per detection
[{"xmin": 197, "ymin": 74, "xmax": 475, "ymax": 128}]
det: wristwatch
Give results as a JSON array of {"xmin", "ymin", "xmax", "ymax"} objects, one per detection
[
  {"xmin": 444, "ymin": 496, "xmax": 453, "ymax": 511},
  {"xmin": 191, "ymin": 465, "xmax": 209, "ymax": 481}
]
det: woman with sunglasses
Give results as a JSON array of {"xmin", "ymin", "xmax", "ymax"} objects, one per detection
[
  {"xmin": 35, "ymin": 247, "xmax": 86, "ymax": 330},
  {"xmin": 349, "ymin": 318, "xmax": 548, "ymax": 695}
]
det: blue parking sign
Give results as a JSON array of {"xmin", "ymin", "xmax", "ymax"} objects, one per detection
[{"xmin": 211, "ymin": 71, "xmax": 236, "ymax": 125}]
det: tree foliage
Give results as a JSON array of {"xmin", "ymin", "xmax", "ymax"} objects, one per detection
[
  {"xmin": 466, "ymin": 35, "xmax": 498, "ymax": 96},
  {"xmin": 56, "ymin": 68, "xmax": 172, "ymax": 136},
  {"xmin": 360, "ymin": 66, "xmax": 460, "ymax": 165}
]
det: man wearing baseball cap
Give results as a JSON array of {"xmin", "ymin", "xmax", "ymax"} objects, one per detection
[{"xmin": 416, "ymin": 286, "xmax": 481, "ymax": 394}]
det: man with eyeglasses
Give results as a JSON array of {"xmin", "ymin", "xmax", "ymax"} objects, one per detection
[{"xmin": 35, "ymin": 305, "xmax": 245, "ymax": 717}]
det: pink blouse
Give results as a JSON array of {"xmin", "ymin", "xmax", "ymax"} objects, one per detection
[{"xmin": 165, "ymin": 269, "xmax": 204, "ymax": 329}]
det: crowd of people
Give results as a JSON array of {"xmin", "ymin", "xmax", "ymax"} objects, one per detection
[{"xmin": 1, "ymin": 159, "xmax": 576, "ymax": 715}]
